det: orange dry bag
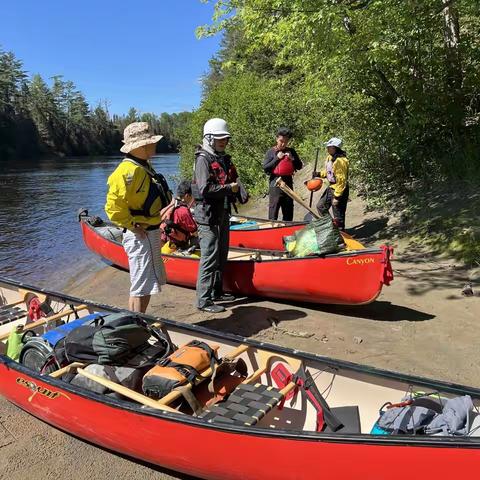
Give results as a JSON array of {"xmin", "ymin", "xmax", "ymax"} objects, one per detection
[
  {"xmin": 304, "ymin": 177, "xmax": 323, "ymax": 192},
  {"xmin": 142, "ymin": 340, "xmax": 218, "ymax": 399}
]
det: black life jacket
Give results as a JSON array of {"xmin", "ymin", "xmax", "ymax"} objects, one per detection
[
  {"xmin": 124, "ymin": 155, "xmax": 172, "ymax": 218},
  {"xmin": 191, "ymin": 149, "xmax": 238, "ymax": 202}
]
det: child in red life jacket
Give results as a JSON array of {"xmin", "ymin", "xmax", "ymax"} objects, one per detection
[
  {"xmin": 160, "ymin": 180, "xmax": 198, "ymax": 251},
  {"xmin": 263, "ymin": 127, "xmax": 303, "ymax": 221}
]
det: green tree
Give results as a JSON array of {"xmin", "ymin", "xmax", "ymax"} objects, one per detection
[
  {"xmin": 0, "ymin": 50, "xmax": 27, "ymax": 113},
  {"xmin": 180, "ymin": 72, "xmax": 307, "ymax": 194},
  {"xmin": 193, "ymin": 0, "xmax": 480, "ymax": 196},
  {"xmin": 0, "ymin": 46, "xmax": 192, "ymax": 159},
  {"xmin": 27, "ymin": 74, "xmax": 63, "ymax": 152},
  {"xmin": 0, "ymin": 49, "xmax": 33, "ymax": 158}
]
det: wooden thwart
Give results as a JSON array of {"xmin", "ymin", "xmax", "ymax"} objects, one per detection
[
  {"xmin": 48, "ymin": 343, "xmax": 300, "ymax": 420},
  {"xmin": 0, "ymin": 304, "xmax": 89, "ymax": 342},
  {"xmin": 75, "ymin": 367, "xmax": 181, "ymax": 413},
  {"xmin": 54, "ymin": 344, "xmax": 249, "ymax": 413},
  {"xmin": 227, "ymin": 251, "xmax": 256, "ymax": 260},
  {"xmin": 50, "ymin": 362, "xmax": 85, "ymax": 378},
  {"xmin": 244, "ymin": 349, "xmax": 302, "ymax": 385},
  {"xmin": 0, "ymin": 299, "xmax": 25, "ymax": 310}
]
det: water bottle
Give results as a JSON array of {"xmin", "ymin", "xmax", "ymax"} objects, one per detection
[{"xmin": 6, "ymin": 324, "xmax": 24, "ymax": 361}]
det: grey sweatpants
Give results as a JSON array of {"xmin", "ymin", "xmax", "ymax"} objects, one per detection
[{"xmin": 196, "ymin": 215, "xmax": 230, "ymax": 308}]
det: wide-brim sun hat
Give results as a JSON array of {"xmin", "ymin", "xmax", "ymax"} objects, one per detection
[
  {"xmin": 324, "ymin": 137, "xmax": 343, "ymax": 148},
  {"xmin": 120, "ymin": 122, "xmax": 163, "ymax": 154}
]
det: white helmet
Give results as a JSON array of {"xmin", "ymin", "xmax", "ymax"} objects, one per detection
[
  {"xmin": 203, "ymin": 118, "xmax": 231, "ymax": 139},
  {"xmin": 324, "ymin": 137, "xmax": 343, "ymax": 148}
]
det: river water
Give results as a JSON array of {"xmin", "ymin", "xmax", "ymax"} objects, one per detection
[{"xmin": 0, "ymin": 154, "xmax": 180, "ymax": 289}]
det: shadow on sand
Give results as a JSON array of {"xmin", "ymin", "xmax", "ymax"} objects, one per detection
[
  {"xmin": 228, "ymin": 296, "xmax": 434, "ymax": 323},
  {"xmin": 196, "ymin": 297, "xmax": 434, "ymax": 333},
  {"xmin": 391, "ymin": 244, "xmax": 470, "ymax": 297},
  {"xmin": 311, "ymin": 300, "xmax": 435, "ymax": 322},
  {"xmin": 196, "ymin": 302, "xmax": 307, "ymax": 337},
  {"xmin": 346, "ymin": 216, "xmax": 389, "ymax": 241}
]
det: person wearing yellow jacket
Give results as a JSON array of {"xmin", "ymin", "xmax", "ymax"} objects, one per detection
[
  {"xmin": 105, "ymin": 122, "xmax": 172, "ymax": 313},
  {"xmin": 316, "ymin": 137, "xmax": 350, "ymax": 231}
]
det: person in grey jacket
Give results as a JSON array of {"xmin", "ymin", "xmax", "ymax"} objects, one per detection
[{"xmin": 191, "ymin": 118, "xmax": 239, "ymax": 313}]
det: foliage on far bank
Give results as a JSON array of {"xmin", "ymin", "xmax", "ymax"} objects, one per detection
[
  {"xmin": 0, "ymin": 48, "xmax": 192, "ymax": 159},
  {"xmin": 177, "ymin": 0, "xmax": 480, "ymax": 263},
  {"xmin": 181, "ymin": 0, "xmax": 480, "ymax": 202}
]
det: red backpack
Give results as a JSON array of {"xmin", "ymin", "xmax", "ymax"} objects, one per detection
[
  {"xmin": 272, "ymin": 152, "xmax": 295, "ymax": 176},
  {"xmin": 159, "ymin": 200, "xmax": 192, "ymax": 246}
]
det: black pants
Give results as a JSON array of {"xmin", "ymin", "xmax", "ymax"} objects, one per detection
[
  {"xmin": 268, "ymin": 186, "xmax": 294, "ymax": 221},
  {"xmin": 195, "ymin": 215, "xmax": 230, "ymax": 308},
  {"xmin": 316, "ymin": 185, "xmax": 349, "ymax": 230}
]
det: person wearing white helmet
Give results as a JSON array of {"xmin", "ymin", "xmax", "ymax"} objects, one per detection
[
  {"xmin": 316, "ymin": 137, "xmax": 350, "ymax": 231},
  {"xmin": 191, "ymin": 118, "xmax": 240, "ymax": 313},
  {"xmin": 263, "ymin": 127, "xmax": 303, "ymax": 221}
]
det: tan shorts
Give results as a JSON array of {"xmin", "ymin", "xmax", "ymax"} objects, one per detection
[{"xmin": 122, "ymin": 228, "xmax": 166, "ymax": 297}]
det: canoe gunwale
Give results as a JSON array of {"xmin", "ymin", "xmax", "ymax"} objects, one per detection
[
  {"xmin": 1, "ymin": 276, "xmax": 480, "ymax": 449},
  {"xmin": 3, "ymin": 354, "xmax": 480, "ymax": 448},
  {"xmin": 232, "ymin": 214, "xmax": 307, "ymax": 230}
]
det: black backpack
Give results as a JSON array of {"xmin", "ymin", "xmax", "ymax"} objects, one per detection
[{"xmin": 55, "ymin": 312, "xmax": 171, "ymax": 367}]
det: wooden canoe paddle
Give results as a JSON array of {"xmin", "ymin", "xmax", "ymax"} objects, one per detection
[
  {"xmin": 309, "ymin": 147, "xmax": 320, "ymax": 208},
  {"xmin": 275, "ymin": 178, "xmax": 320, "ymax": 219}
]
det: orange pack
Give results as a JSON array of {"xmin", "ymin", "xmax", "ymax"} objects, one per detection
[{"xmin": 142, "ymin": 340, "xmax": 217, "ymax": 400}]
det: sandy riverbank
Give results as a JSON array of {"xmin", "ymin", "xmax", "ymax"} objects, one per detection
[{"xmin": 1, "ymin": 182, "xmax": 479, "ymax": 480}]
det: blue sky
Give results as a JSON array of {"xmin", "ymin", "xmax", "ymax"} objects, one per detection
[{"xmin": 1, "ymin": 0, "xmax": 221, "ymax": 115}]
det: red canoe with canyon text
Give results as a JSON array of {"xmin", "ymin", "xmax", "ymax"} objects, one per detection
[{"xmin": 79, "ymin": 212, "xmax": 393, "ymax": 305}]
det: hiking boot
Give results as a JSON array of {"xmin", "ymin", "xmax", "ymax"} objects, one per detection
[
  {"xmin": 198, "ymin": 303, "xmax": 226, "ymax": 313},
  {"xmin": 212, "ymin": 293, "xmax": 235, "ymax": 302}
]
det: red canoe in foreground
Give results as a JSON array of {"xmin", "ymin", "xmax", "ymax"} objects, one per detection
[
  {"xmin": 80, "ymin": 212, "xmax": 393, "ymax": 305},
  {"xmin": 1, "ymin": 278, "xmax": 480, "ymax": 480}
]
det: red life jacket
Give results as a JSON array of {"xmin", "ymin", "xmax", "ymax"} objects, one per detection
[
  {"xmin": 210, "ymin": 160, "xmax": 238, "ymax": 185},
  {"xmin": 272, "ymin": 152, "xmax": 295, "ymax": 176},
  {"xmin": 159, "ymin": 199, "xmax": 195, "ymax": 247},
  {"xmin": 191, "ymin": 149, "xmax": 239, "ymax": 204}
]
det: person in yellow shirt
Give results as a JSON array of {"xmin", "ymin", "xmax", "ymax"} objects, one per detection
[
  {"xmin": 105, "ymin": 122, "xmax": 172, "ymax": 313},
  {"xmin": 316, "ymin": 137, "xmax": 350, "ymax": 231}
]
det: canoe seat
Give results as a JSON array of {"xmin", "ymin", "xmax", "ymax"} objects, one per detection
[
  {"xmin": 0, "ymin": 306, "xmax": 27, "ymax": 324},
  {"xmin": 198, "ymin": 382, "xmax": 284, "ymax": 426}
]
